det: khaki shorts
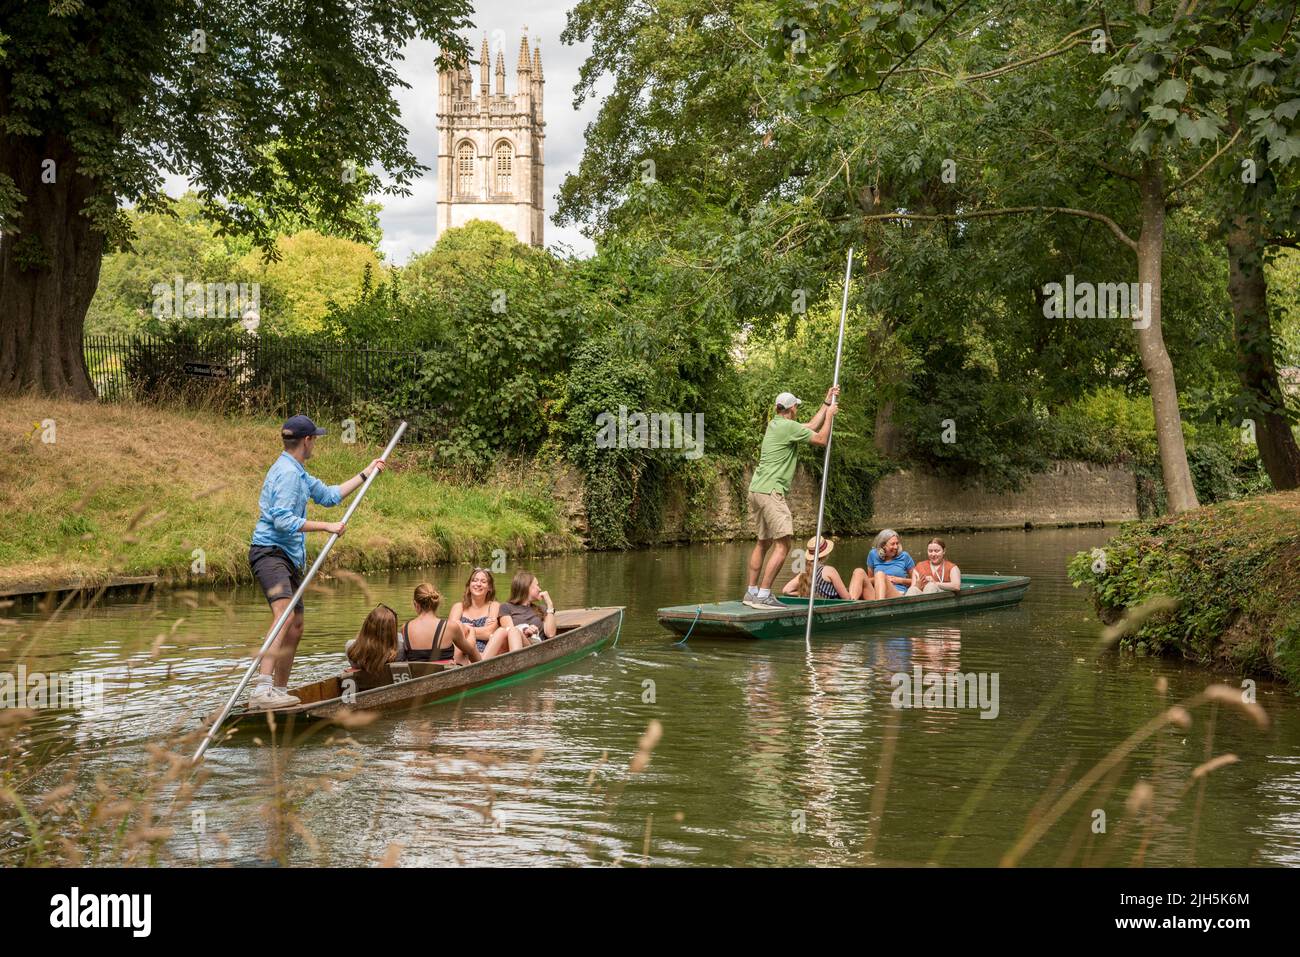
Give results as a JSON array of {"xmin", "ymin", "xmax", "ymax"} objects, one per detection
[{"xmin": 749, "ymin": 490, "xmax": 793, "ymax": 540}]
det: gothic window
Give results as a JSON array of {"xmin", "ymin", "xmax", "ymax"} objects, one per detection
[
  {"xmin": 494, "ymin": 141, "xmax": 513, "ymax": 195},
  {"xmin": 456, "ymin": 142, "xmax": 475, "ymax": 196}
]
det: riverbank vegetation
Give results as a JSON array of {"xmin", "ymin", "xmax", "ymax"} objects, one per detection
[
  {"xmin": 1069, "ymin": 490, "xmax": 1300, "ymax": 686},
  {"xmin": 0, "ymin": 397, "xmax": 574, "ymax": 591}
]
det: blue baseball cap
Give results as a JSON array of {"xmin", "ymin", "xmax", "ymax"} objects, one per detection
[{"xmin": 281, "ymin": 414, "xmax": 326, "ymax": 439}]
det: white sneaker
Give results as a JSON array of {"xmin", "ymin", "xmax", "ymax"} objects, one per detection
[{"xmin": 248, "ymin": 686, "xmax": 301, "ymax": 710}]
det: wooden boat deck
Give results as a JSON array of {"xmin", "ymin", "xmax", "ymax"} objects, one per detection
[{"xmin": 657, "ymin": 574, "xmax": 1030, "ymax": 639}]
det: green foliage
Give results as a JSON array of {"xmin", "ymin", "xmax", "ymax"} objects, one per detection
[
  {"xmin": 1270, "ymin": 249, "xmax": 1300, "ymax": 367},
  {"xmin": 87, "ymin": 194, "xmax": 389, "ymax": 336},
  {"xmin": 819, "ymin": 437, "xmax": 894, "ymax": 535},
  {"xmin": 326, "ymin": 236, "xmax": 583, "ymax": 469},
  {"xmin": 1188, "ymin": 440, "xmax": 1248, "ymax": 504},
  {"xmin": 400, "ymin": 221, "xmax": 528, "ymax": 298},
  {"xmin": 224, "ymin": 145, "xmax": 386, "ymax": 251},
  {"xmin": 86, "ymin": 194, "xmax": 252, "ymax": 335},
  {"xmin": 1045, "ymin": 386, "xmax": 1268, "ymax": 513},
  {"xmin": 557, "ymin": 334, "xmax": 656, "ymax": 549},
  {"xmin": 558, "ymin": 0, "xmax": 793, "ymax": 236},
  {"xmin": 241, "ymin": 230, "xmax": 384, "ymax": 334},
  {"xmin": 892, "ymin": 342, "xmax": 1050, "ymax": 493},
  {"xmin": 1068, "ymin": 491, "xmax": 1300, "ymax": 685},
  {"xmin": 1048, "ymin": 387, "xmax": 1159, "ymax": 464}
]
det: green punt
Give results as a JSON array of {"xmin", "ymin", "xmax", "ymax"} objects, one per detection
[
  {"xmin": 211, "ymin": 606, "xmax": 624, "ymax": 735},
  {"xmin": 657, "ymin": 575, "xmax": 1030, "ymax": 640}
]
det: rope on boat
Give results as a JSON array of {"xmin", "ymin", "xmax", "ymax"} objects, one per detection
[
  {"xmin": 675, "ymin": 606, "xmax": 703, "ymax": 645},
  {"xmin": 610, "ymin": 607, "xmax": 625, "ymax": 648}
]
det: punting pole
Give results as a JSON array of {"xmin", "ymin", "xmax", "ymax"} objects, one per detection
[
  {"xmin": 805, "ymin": 249, "xmax": 854, "ymax": 651},
  {"xmin": 190, "ymin": 420, "xmax": 408, "ymax": 765}
]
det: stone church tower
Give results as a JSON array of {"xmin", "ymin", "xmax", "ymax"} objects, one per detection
[{"xmin": 435, "ymin": 33, "xmax": 545, "ymax": 246}]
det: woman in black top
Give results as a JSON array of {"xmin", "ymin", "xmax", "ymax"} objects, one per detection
[{"xmin": 401, "ymin": 582, "xmax": 481, "ymax": 664}]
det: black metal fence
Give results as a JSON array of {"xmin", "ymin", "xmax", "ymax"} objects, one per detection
[{"xmin": 84, "ymin": 332, "xmax": 428, "ymax": 434}]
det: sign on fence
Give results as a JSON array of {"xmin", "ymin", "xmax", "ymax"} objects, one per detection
[{"xmin": 183, "ymin": 362, "xmax": 231, "ymax": 379}]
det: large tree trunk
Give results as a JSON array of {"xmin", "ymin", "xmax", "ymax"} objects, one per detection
[
  {"xmin": 0, "ymin": 130, "xmax": 103, "ymax": 398},
  {"xmin": 1136, "ymin": 167, "xmax": 1200, "ymax": 512},
  {"xmin": 860, "ymin": 251, "xmax": 903, "ymax": 457},
  {"xmin": 873, "ymin": 399, "xmax": 902, "ymax": 456},
  {"xmin": 1225, "ymin": 218, "xmax": 1300, "ymax": 492}
]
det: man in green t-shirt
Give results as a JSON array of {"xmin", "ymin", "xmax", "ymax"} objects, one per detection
[{"xmin": 744, "ymin": 386, "xmax": 839, "ymax": 608}]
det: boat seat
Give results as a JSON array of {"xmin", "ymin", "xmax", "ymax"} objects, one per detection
[
  {"xmin": 393, "ymin": 661, "xmax": 452, "ymax": 679},
  {"xmin": 340, "ymin": 667, "xmax": 395, "ymax": 692}
]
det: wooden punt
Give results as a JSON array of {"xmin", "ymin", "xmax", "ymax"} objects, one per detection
[
  {"xmin": 656, "ymin": 574, "xmax": 1030, "ymax": 640},
  {"xmin": 214, "ymin": 606, "xmax": 624, "ymax": 732}
]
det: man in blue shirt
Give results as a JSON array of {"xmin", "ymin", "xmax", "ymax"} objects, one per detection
[{"xmin": 247, "ymin": 414, "xmax": 386, "ymax": 709}]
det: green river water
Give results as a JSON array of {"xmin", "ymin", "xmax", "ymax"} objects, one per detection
[{"xmin": 3, "ymin": 527, "xmax": 1299, "ymax": 867}]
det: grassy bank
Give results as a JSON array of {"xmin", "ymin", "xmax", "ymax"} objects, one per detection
[
  {"xmin": 0, "ymin": 398, "xmax": 578, "ymax": 591},
  {"xmin": 1068, "ymin": 490, "xmax": 1300, "ymax": 688}
]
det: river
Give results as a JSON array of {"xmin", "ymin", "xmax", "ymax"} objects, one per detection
[{"xmin": 3, "ymin": 527, "xmax": 1298, "ymax": 867}]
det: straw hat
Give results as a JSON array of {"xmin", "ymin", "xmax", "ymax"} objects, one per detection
[{"xmin": 805, "ymin": 535, "xmax": 834, "ymax": 560}]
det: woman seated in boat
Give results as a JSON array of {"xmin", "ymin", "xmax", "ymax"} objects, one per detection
[
  {"xmin": 400, "ymin": 582, "xmax": 482, "ymax": 665},
  {"xmin": 780, "ymin": 536, "xmax": 875, "ymax": 600},
  {"xmin": 345, "ymin": 604, "xmax": 400, "ymax": 674},
  {"xmin": 448, "ymin": 568, "xmax": 502, "ymax": 662},
  {"xmin": 865, "ymin": 528, "xmax": 915, "ymax": 599},
  {"xmin": 482, "ymin": 570, "xmax": 557, "ymax": 657},
  {"xmin": 906, "ymin": 538, "xmax": 961, "ymax": 595}
]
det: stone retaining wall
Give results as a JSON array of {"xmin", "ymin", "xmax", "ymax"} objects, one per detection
[
  {"xmin": 557, "ymin": 460, "xmax": 1138, "ymax": 544},
  {"xmin": 868, "ymin": 461, "xmax": 1139, "ymax": 532}
]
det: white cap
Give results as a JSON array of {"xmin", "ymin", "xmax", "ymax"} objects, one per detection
[{"xmin": 775, "ymin": 391, "xmax": 802, "ymax": 410}]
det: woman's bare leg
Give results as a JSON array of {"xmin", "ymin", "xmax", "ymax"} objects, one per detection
[
  {"xmin": 447, "ymin": 619, "xmax": 481, "ymax": 663},
  {"xmin": 874, "ymin": 570, "xmax": 893, "ymax": 600},
  {"xmin": 506, "ymin": 626, "xmax": 527, "ymax": 652},
  {"xmin": 482, "ymin": 626, "xmax": 511, "ymax": 659},
  {"xmin": 849, "ymin": 568, "xmax": 875, "ymax": 601}
]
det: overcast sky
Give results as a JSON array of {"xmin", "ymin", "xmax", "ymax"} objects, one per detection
[
  {"xmin": 380, "ymin": 1, "xmax": 606, "ymax": 263},
  {"xmin": 161, "ymin": 2, "xmax": 606, "ymax": 263}
]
